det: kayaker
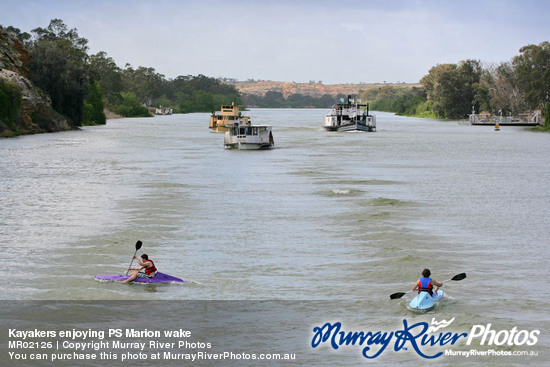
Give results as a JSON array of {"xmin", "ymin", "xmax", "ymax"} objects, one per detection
[
  {"xmin": 121, "ymin": 254, "xmax": 157, "ymax": 283},
  {"xmin": 412, "ymin": 268, "xmax": 443, "ymax": 297}
]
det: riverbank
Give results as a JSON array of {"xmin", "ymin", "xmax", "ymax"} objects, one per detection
[{"xmin": 103, "ymin": 108, "xmax": 124, "ymax": 119}]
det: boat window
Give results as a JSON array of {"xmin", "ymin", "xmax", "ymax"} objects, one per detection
[{"xmin": 253, "ymin": 127, "xmax": 258, "ymax": 135}]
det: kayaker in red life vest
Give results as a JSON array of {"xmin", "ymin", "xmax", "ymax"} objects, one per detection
[
  {"xmin": 121, "ymin": 254, "xmax": 157, "ymax": 283},
  {"xmin": 412, "ymin": 268, "xmax": 443, "ymax": 297}
]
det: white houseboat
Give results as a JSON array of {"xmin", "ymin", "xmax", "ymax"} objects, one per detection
[
  {"xmin": 323, "ymin": 95, "xmax": 376, "ymax": 132},
  {"xmin": 209, "ymin": 102, "xmax": 250, "ymax": 132},
  {"xmin": 155, "ymin": 106, "xmax": 173, "ymax": 115},
  {"xmin": 224, "ymin": 124, "xmax": 274, "ymax": 150}
]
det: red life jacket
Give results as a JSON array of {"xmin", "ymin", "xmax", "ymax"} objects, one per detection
[
  {"xmin": 144, "ymin": 259, "xmax": 157, "ymax": 275},
  {"xmin": 418, "ymin": 277, "xmax": 433, "ymax": 295}
]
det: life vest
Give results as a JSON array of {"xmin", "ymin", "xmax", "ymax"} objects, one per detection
[
  {"xmin": 418, "ymin": 277, "xmax": 433, "ymax": 295},
  {"xmin": 144, "ymin": 259, "xmax": 157, "ymax": 275}
]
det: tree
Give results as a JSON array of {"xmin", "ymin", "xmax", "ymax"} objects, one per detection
[
  {"xmin": 115, "ymin": 92, "xmax": 151, "ymax": 117},
  {"xmin": 490, "ymin": 62, "xmax": 526, "ymax": 115},
  {"xmin": 28, "ymin": 19, "xmax": 89, "ymax": 125},
  {"xmin": 420, "ymin": 60, "xmax": 482, "ymax": 119},
  {"xmin": 5, "ymin": 26, "xmax": 31, "ymax": 45},
  {"xmin": 513, "ymin": 42, "xmax": 550, "ymax": 111},
  {"xmin": 122, "ymin": 65, "xmax": 165, "ymax": 106},
  {"xmin": 89, "ymin": 51, "xmax": 123, "ymax": 107},
  {"xmin": 82, "ymin": 81, "xmax": 106, "ymax": 125},
  {"xmin": 263, "ymin": 91, "xmax": 285, "ymax": 108},
  {"xmin": 0, "ymin": 79, "xmax": 22, "ymax": 131}
]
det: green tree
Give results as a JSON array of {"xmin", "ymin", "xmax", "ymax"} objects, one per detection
[
  {"xmin": 82, "ymin": 81, "xmax": 106, "ymax": 125},
  {"xmin": 513, "ymin": 42, "xmax": 550, "ymax": 111},
  {"xmin": 122, "ymin": 65, "xmax": 165, "ymax": 106},
  {"xmin": 115, "ymin": 92, "xmax": 151, "ymax": 117},
  {"xmin": 364, "ymin": 85, "xmax": 429, "ymax": 116},
  {"xmin": 421, "ymin": 60, "xmax": 482, "ymax": 119},
  {"xmin": 0, "ymin": 79, "xmax": 22, "ymax": 130},
  {"xmin": 89, "ymin": 51, "xmax": 123, "ymax": 107},
  {"xmin": 5, "ymin": 26, "xmax": 31, "ymax": 45},
  {"xmin": 318, "ymin": 94, "xmax": 336, "ymax": 108},
  {"xmin": 262, "ymin": 91, "xmax": 285, "ymax": 108},
  {"xmin": 28, "ymin": 19, "xmax": 89, "ymax": 125}
]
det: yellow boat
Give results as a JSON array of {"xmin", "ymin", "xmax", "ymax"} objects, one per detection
[{"xmin": 209, "ymin": 102, "xmax": 250, "ymax": 132}]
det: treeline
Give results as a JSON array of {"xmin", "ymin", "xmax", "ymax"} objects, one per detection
[
  {"xmin": 360, "ymin": 42, "xmax": 550, "ymax": 125},
  {"xmin": 89, "ymin": 57, "xmax": 242, "ymax": 116},
  {"xmin": 4, "ymin": 19, "xmax": 242, "ymax": 126},
  {"xmin": 0, "ymin": 78, "xmax": 23, "ymax": 130},
  {"xmin": 243, "ymin": 91, "xmax": 340, "ymax": 108}
]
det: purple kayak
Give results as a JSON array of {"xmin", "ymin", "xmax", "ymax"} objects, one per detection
[{"xmin": 95, "ymin": 272, "xmax": 184, "ymax": 283}]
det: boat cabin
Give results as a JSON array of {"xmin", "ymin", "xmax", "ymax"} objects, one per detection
[
  {"xmin": 224, "ymin": 124, "xmax": 274, "ymax": 150},
  {"xmin": 209, "ymin": 102, "xmax": 250, "ymax": 132},
  {"xmin": 322, "ymin": 95, "xmax": 376, "ymax": 132}
]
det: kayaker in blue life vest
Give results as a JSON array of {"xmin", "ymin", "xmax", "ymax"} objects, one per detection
[
  {"xmin": 412, "ymin": 268, "xmax": 443, "ymax": 297},
  {"xmin": 121, "ymin": 254, "xmax": 157, "ymax": 283}
]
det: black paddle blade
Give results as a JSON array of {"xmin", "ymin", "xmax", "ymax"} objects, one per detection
[
  {"xmin": 451, "ymin": 273, "xmax": 466, "ymax": 281},
  {"xmin": 390, "ymin": 292, "xmax": 406, "ymax": 300},
  {"xmin": 135, "ymin": 240, "xmax": 143, "ymax": 250}
]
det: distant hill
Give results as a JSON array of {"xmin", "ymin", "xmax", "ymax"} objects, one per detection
[{"xmin": 225, "ymin": 80, "xmax": 420, "ymax": 98}]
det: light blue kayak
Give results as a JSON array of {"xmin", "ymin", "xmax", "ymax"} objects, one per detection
[{"xmin": 408, "ymin": 290, "xmax": 444, "ymax": 311}]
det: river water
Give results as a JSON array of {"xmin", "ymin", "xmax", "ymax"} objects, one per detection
[{"xmin": 1, "ymin": 109, "xmax": 548, "ymax": 365}]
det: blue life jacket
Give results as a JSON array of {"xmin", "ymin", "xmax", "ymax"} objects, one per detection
[{"xmin": 418, "ymin": 277, "xmax": 433, "ymax": 295}]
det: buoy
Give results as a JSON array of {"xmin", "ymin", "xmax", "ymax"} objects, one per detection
[{"xmin": 495, "ymin": 122, "xmax": 500, "ymax": 131}]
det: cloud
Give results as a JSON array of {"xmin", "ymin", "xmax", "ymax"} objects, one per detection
[{"xmin": 1, "ymin": 0, "xmax": 548, "ymax": 83}]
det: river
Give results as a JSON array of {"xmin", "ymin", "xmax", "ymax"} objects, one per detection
[{"xmin": 1, "ymin": 109, "xmax": 548, "ymax": 365}]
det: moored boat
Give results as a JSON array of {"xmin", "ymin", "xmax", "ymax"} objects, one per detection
[
  {"xmin": 209, "ymin": 102, "xmax": 251, "ymax": 132},
  {"xmin": 468, "ymin": 108, "xmax": 541, "ymax": 126},
  {"xmin": 323, "ymin": 95, "xmax": 376, "ymax": 132},
  {"xmin": 224, "ymin": 123, "xmax": 274, "ymax": 150}
]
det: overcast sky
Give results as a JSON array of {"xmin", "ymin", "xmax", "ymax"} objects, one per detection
[{"xmin": 1, "ymin": 0, "xmax": 548, "ymax": 84}]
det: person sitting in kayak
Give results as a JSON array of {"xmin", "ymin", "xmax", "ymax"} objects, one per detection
[
  {"xmin": 121, "ymin": 254, "xmax": 157, "ymax": 283},
  {"xmin": 412, "ymin": 268, "xmax": 443, "ymax": 297}
]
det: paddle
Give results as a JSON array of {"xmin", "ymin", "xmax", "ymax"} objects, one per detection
[
  {"xmin": 125, "ymin": 241, "xmax": 143, "ymax": 275},
  {"xmin": 390, "ymin": 273, "xmax": 467, "ymax": 300}
]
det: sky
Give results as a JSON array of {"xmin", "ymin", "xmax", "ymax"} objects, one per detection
[{"xmin": 1, "ymin": 0, "xmax": 549, "ymax": 84}]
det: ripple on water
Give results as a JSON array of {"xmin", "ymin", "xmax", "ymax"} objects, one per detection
[
  {"xmin": 317, "ymin": 188, "xmax": 364, "ymax": 196},
  {"xmin": 364, "ymin": 197, "xmax": 407, "ymax": 206}
]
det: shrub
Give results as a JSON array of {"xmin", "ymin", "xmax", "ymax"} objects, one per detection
[{"xmin": 0, "ymin": 79, "xmax": 22, "ymax": 129}]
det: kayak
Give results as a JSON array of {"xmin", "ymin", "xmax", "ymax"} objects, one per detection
[
  {"xmin": 408, "ymin": 290, "xmax": 444, "ymax": 311},
  {"xmin": 95, "ymin": 272, "xmax": 185, "ymax": 283}
]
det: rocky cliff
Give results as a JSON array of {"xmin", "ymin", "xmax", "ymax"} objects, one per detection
[{"xmin": 0, "ymin": 25, "xmax": 71, "ymax": 137}]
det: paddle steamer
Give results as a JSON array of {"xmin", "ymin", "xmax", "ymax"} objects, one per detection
[
  {"xmin": 209, "ymin": 102, "xmax": 250, "ymax": 132},
  {"xmin": 224, "ymin": 123, "xmax": 274, "ymax": 150},
  {"xmin": 322, "ymin": 95, "xmax": 376, "ymax": 132}
]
